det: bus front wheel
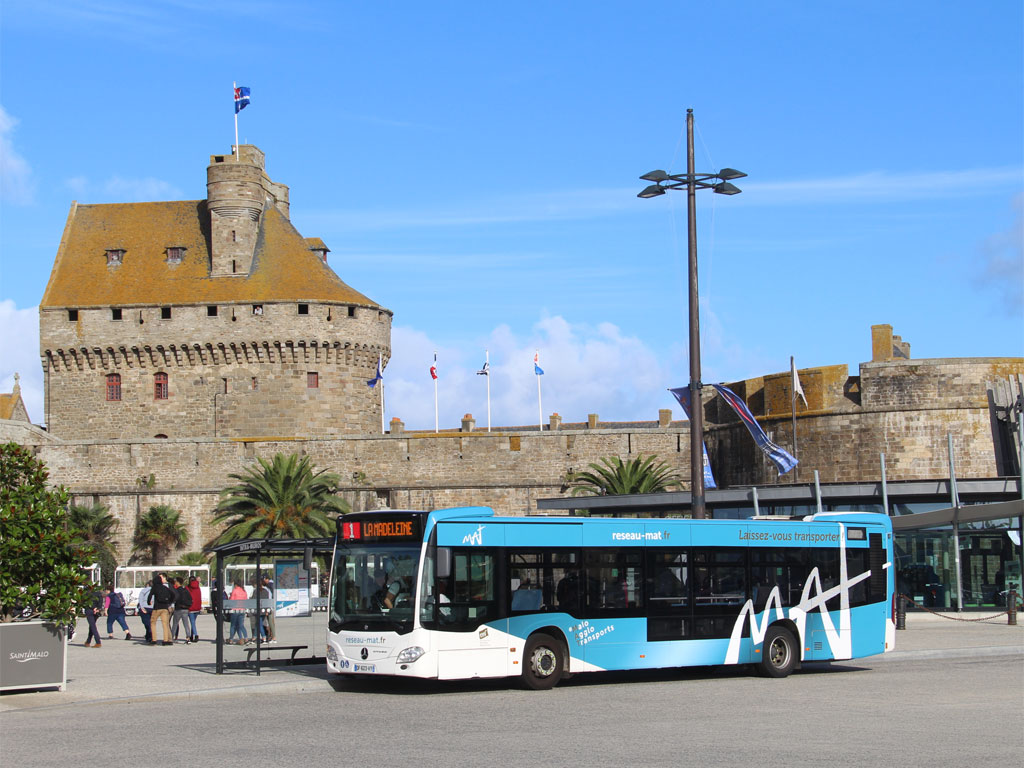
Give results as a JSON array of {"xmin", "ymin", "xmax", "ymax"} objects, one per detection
[
  {"xmin": 758, "ymin": 625, "xmax": 797, "ymax": 678},
  {"xmin": 522, "ymin": 633, "xmax": 564, "ymax": 690}
]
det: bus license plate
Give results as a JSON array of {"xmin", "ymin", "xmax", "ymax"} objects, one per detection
[{"xmin": 354, "ymin": 663, "xmax": 376, "ymax": 673}]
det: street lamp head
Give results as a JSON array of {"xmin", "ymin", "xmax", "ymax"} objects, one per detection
[
  {"xmin": 712, "ymin": 181, "xmax": 742, "ymax": 196},
  {"xmin": 717, "ymin": 168, "xmax": 747, "ymax": 181},
  {"xmin": 639, "ymin": 170, "xmax": 670, "ymax": 182},
  {"xmin": 638, "ymin": 184, "xmax": 667, "ymax": 199}
]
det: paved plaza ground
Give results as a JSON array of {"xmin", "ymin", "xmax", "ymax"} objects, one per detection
[{"xmin": 1, "ymin": 610, "xmax": 1020, "ymax": 712}]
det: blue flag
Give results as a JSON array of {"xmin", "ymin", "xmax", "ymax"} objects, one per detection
[
  {"xmin": 366, "ymin": 357, "xmax": 383, "ymax": 388},
  {"xmin": 533, "ymin": 351, "xmax": 544, "ymax": 376},
  {"xmin": 234, "ymin": 86, "xmax": 251, "ymax": 114},
  {"xmin": 668, "ymin": 387, "xmax": 717, "ymax": 489},
  {"xmin": 711, "ymin": 383, "xmax": 798, "ymax": 475}
]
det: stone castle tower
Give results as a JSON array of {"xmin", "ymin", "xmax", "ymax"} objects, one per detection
[{"xmin": 39, "ymin": 145, "xmax": 392, "ymax": 440}]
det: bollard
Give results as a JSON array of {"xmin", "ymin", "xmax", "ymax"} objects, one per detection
[
  {"xmin": 895, "ymin": 593, "xmax": 906, "ymax": 630},
  {"xmin": 1009, "ymin": 589, "xmax": 1018, "ymax": 626}
]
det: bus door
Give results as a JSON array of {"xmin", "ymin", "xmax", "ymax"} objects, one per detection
[{"xmin": 432, "ymin": 522, "xmax": 507, "ymax": 680}]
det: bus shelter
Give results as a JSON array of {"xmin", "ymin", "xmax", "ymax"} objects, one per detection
[{"xmin": 207, "ymin": 537, "xmax": 334, "ymax": 675}]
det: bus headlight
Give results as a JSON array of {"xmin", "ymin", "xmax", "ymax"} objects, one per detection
[
  {"xmin": 396, "ymin": 646, "xmax": 424, "ymax": 664},
  {"xmin": 326, "ymin": 645, "xmax": 339, "ymax": 663}
]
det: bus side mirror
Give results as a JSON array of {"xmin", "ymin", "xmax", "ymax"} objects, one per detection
[
  {"xmin": 303, "ymin": 546, "xmax": 312, "ymax": 573},
  {"xmin": 437, "ymin": 548, "xmax": 452, "ymax": 580}
]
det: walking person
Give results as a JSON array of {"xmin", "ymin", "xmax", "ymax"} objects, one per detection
[
  {"xmin": 104, "ymin": 584, "xmax": 131, "ymax": 640},
  {"xmin": 186, "ymin": 575, "xmax": 202, "ymax": 643},
  {"xmin": 228, "ymin": 580, "xmax": 248, "ymax": 645},
  {"xmin": 149, "ymin": 572, "xmax": 175, "ymax": 646},
  {"xmin": 83, "ymin": 586, "xmax": 103, "ymax": 647},
  {"xmin": 248, "ymin": 579, "xmax": 267, "ymax": 644},
  {"xmin": 260, "ymin": 575, "xmax": 276, "ymax": 643},
  {"xmin": 170, "ymin": 576, "xmax": 193, "ymax": 643},
  {"xmin": 137, "ymin": 580, "xmax": 154, "ymax": 643}
]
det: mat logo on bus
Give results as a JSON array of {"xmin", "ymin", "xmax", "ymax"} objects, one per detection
[{"xmin": 462, "ymin": 525, "xmax": 486, "ymax": 546}]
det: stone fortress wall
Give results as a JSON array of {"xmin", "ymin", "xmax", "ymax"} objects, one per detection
[{"xmin": 11, "ymin": 324, "xmax": 1022, "ymax": 564}]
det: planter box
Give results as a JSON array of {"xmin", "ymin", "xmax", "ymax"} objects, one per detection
[{"xmin": 0, "ymin": 621, "xmax": 68, "ymax": 692}]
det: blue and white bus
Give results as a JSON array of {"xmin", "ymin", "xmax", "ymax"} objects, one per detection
[{"xmin": 326, "ymin": 507, "xmax": 895, "ymax": 688}]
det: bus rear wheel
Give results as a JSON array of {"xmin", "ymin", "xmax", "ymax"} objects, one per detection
[
  {"xmin": 522, "ymin": 633, "xmax": 564, "ymax": 690},
  {"xmin": 758, "ymin": 625, "xmax": 797, "ymax": 678}
]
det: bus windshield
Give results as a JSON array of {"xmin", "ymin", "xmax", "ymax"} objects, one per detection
[{"xmin": 330, "ymin": 543, "xmax": 420, "ymax": 635}]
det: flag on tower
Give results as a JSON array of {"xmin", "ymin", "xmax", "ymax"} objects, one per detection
[
  {"xmin": 534, "ymin": 351, "xmax": 544, "ymax": 376},
  {"xmin": 791, "ymin": 357, "xmax": 807, "ymax": 408},
  {"xmin": 430, "ymin": 353, "xmax": 438, "ymax": 380},
  {"xmin": 477, "ymin": 361, "xmax": 489, "ymax": 376},
  {"xmin": 711, "ymin": 383, "xmax": 798, "ymax": 475},
  {"xmin": 234, "ymin": 86, "xmax": 251, "ymax": 113},
  {"xmin": 366, "ymin": 356, "xmax": 383, "ymax": 388}
]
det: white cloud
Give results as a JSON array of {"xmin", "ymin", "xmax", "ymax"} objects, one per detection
[
  {"xmin": 62, "ymin": 175, "xmax": 182, "ymax": 202},
  {"xmin": 306, "ymin": 166, "xmax": 1023, "ymax": 235},
  {"xmin": 973, "ymin": 193, "xmax": 1024, "ymax": 310},
  {"xmin": 384, "ymin": 315, "xmax": 679, "ymax": 431},
  {"xmin": 739, "ymin": 167, "xmax": 1022, "ymax": 205},
  {"xmin": 0, "ymin": 301, "xmax": 42, "ymax": 425},
  {"xmin": 0, "ymin": 106, "xmax": 35, "ymax": 205}
]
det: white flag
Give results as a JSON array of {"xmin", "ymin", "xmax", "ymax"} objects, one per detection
[{"xmin": 791, "ymin": 356, "xmax": 807, "ymax": 408}]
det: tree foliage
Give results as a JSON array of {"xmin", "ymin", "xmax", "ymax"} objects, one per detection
[
  {"xmin": 177, "ymin": 551, "xmax": 209, "ymax": 566},
  {"xmin": 568, "ymin": 454, "xmax": 683, "ymax": 497},
  {"xmin": 0, "ymin": 442, "xmax": 90, "ymax": 623},
  {"xmin": 211, "ymin": 453, "xmax": 349, "ymax": 545},
  {"xmin": 68, "ymin": 502, "xmax": 119, "ymax": 584},
  {"xmin": 132, "ymin": 504, "xmax": 188, "ymax": 564}
]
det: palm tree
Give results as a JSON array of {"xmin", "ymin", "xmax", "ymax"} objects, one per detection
[
  {"xmin": 568, "ymin": 454, "xmax": 683, "ymax": 497},
  {"xmin": 68, "ymin": 502, "xmax": 120, "ymax": 582},
  {"xmin": 176, "ymin": 551, "xmax": 209, "ymax": 567},
  {"xmin": 132, "ymin": 504, "xmax": 188, "ymax": 564},
  {"xmin": 210, "ymin": 453, "xmax": 349, "ymax": 545}
]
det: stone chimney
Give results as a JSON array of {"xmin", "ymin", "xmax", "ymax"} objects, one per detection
[
  {"xmin": 549, "ymin": 413, "xmax": 562, "ymax": 431},
  {"xmin": 658, "ymin": 408, "xmax": 672, "ymax": 428},
  {"xmin": 587, "ymin": 413, "xmax": 599, "ymax": 429},
  {"xmin": 871, "ymin": 324, "xmax": 912, "ymax": 362},
  {"xmin": 461, "ymin": 414, "xmax": 475, "ymax": 432},
  {"xmin": 389, "ymin": 417, "xmax": 404, "ymax": 434}
]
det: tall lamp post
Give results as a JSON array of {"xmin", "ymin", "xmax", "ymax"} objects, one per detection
[{"xmin": 638, "ymin": 108, "xmax": 745, "ymax": 520}]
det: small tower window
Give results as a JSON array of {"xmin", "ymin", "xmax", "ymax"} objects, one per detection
[
  {"xmin": 105, "ymin": 249, "xmax": 124, "ymax": 265},
  {"xmin": 252, "ymin": 377, "xmax": 258, "ymax": 391},
  {"xmin": 252, "ymin": 305, "xmax": 263, "ymax": 315},
  {"xmin": 161, "ymin": 307, "xmax": 172, "ymax": 320},
  {"xmin": 166, "ymin": 247, "xmax": 185, "ymax": 264},
  {"xmin": 106, "ymin": 373, "xmax": 121, "ymax": 401},
  {"xmin": 207, "ymin": 306, "xmax": 218, "ymax": 317},
  {"xmin": 307, "ymin": 372, "xmax": 319, "ymax": 388},
  {"xmin": 298, "ymin": 303, "xmax": 309, "ymax": 315},
  {"xmin": 111, "ymin": 308, "xmax": 123, "ymax": 320},
  {"xmin": 154, "ymin": 372, "xmax": 168, "ymax": 400},
  {"xmin": 347, "ymin": 306, "xmax": 356, "ymax": 318},
  {"xmin": 68, "ymin": 309, "xmax": 78, "ymax": 321}
]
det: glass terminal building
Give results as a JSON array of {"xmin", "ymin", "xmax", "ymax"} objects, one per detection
[{"xmin": 536, "ymin": 477, "xmax": 1023, "ymax": 612}]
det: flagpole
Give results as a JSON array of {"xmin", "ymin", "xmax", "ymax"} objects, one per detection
[
  {"xmin": 379, "ymin": 353, "xmax": 385, "ymax": 434},
  {"xmin": 433, "ymin": 351, "xmax": 439, "ymax": 433},
  {"xmin": 536, "ymin": 350, "xmax": 543, "ymax": 431},
  {"xmin": 485, "ymin": 350, "xmax": 491, "ymax": 432},
  {"xmin": 791, "ymin": 356, "xmax": 799, "ymax": 482},
  {"xmin": 233, "ymin": 82, "xmax": 239, "ymax": 161}
]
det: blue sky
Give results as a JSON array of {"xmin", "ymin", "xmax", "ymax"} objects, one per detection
[{"xmin": 1, "ymin": 1, "xmax": 1021, "ymax": 430}]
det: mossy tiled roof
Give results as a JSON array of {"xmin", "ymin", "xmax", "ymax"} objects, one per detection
[
  {"xmin": 0, "ymin": 393, "xmax": 17, "ymax": 419},
  {"xmin": 41, "ymin": 201, "xmax": 382, "ymax": 309}
]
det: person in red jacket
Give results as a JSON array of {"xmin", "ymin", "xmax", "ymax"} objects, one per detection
[{"xmin": 186, "ymin": 576, "xmax": 203, "ymax": 644}]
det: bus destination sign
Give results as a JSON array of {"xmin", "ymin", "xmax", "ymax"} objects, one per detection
[{"xmin": 340, "ymin": 515, "xmax": 422, "ymax": 542}]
